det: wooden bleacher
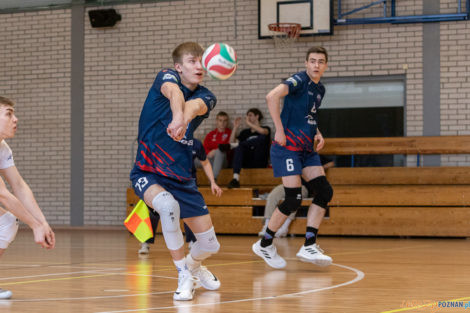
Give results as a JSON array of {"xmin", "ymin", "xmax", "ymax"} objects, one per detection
[{"xmin": 127, "ymin": 135, "xmax": 470, "ymax": 237}]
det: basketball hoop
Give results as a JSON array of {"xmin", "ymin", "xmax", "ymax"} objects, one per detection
[{"xmin": 268, "ymin": 23, "xmax": 302, "ymax": 48}]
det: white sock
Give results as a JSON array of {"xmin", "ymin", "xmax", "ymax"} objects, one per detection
[
  {"xmin": 233, "ymin": 173, "xmax": 240, "ymax": 180},
  {"xmin": 173, "ymin": 258, "xmax": 188, "ymax": 273}
]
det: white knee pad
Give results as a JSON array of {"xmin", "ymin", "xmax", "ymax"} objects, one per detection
[
  {"xmin": 152, "ymin": 191, "xmax": 184, "ymax": 250},
  {"xmin": 190, "ymin": 227, "xmax": 220, "ymax": 261},
  {"xmin": 0, "ymin": 212, "xmax": 19, "ymax": 249}
]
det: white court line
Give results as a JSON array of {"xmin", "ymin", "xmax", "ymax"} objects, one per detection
[
  {"xmin": 0, "ymin": 264, "xmax": 42, "ymax": 268},
  {"xmin": 0, "ymin": 268, "xmax": 124, "ymax": 281},
  {"xmin": 96, "ymin": 263, "xmax": 365, "ymax": 313}
]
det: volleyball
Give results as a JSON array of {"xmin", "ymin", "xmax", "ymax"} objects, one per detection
[{"xmin": 202, "ymin": 43, "xmax": 237, "ymax": 80}]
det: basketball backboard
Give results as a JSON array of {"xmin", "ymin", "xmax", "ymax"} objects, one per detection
[{"xmin": 258, "ymin": 0, "xmax": 333, "ymax": 39}]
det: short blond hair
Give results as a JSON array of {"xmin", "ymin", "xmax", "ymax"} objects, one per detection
[
  {"xmin": 172, "ymin": 42, "xmax": 204, "ymax": 64},
  {"xmin": 0, "ymin": 96, "xmax": 15, "ymax": 107}
]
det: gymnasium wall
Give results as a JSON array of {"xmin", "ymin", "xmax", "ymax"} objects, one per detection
[
  {"xmin": 0, "ymin": 0, "xmax": 469, "ymax": 226},
  {"xmin": 0, "ymin": 10, "xmax": 71, "ymax": 225}
]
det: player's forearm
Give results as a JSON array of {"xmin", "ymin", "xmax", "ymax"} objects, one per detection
[
  {"xmin": 169, "ymin": 93, "xmax": 185, "ymax": 121},
  {"xmin": 183, "ymin": 99, "xmax": 207, "ymax": 125},
  {"xmin": 0, "ymin": 190, "xmax": 42, "ymax": 229},
  {"xmin": 267, "ymin": 99, "xmax": 284, "ymax": 132},
  {"xmin": 201, "ymin": 160, "xmax": 216, "ymax": 184},
  {"xmin": 12, "ymin": 181, "xmax": 48, "ymax": 224},
  {"xmin": 162, "ymin": 83, "xmax": 185, "ymax": 120}
]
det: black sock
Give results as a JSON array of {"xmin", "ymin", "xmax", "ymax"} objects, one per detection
[
  {"xmin": 260, "ymin": 227, "xmax": 276, "ymax": 247},
  {"xmin": 304, "ymin": 226, "xmax": 318, "ymax": 246}
]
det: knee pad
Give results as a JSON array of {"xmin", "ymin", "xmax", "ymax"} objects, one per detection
[
  {"xmin": 0, "ymin": 212, "xmax": 19, "ymax": 249},
  {"xmin": 278, "ymin": 187, "xmax": 302, "ymax": 216},
  {"xmin": 306, "ymin": 176, "xmax": 333, "ymax": 210},
  {"xmin": 152, "ymin": 191, "xmax": 183, "ymax": 250},
  {"xmin": 190, "ymin": 227, "xmax": 220, "ymax": 261}
]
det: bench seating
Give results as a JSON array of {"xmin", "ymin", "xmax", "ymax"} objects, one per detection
[{"xmin": 127, "ymin": 135, "xmax": 470, "ymax": 237}]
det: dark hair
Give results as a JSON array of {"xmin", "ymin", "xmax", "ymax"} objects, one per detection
[
  {"xmin": 306, "ymin": 46, "xmax": 328, "ymax": 63},
  {"xmin": 247, "ymin": 108, "xmax": 263, "ymax": 121},
  {"xmin": 217, "ymin": 111, "xmax": 229, "ymax": 118},
  {"xmin": 172, "ymin": 42, "xmax": 204, "ymax": 64}
]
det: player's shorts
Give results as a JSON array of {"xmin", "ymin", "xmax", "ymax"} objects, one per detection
[
  {"xmin": 0, "ymin": 211, "xmax": 19, "ymax": 249},
  {"xmin": 270, "ymin": 144, "xmax": 322, "ymax": 177},
  {"xmin": 130, "ymin": 168, "xmax": 209, "ymax": 219}
]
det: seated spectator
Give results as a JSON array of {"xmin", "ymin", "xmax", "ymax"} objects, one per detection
[
  {"xmin": 258, "ymin": 155, "xmax": 334, "ymax": 238},
  {"xmin": 202, "ymin": 111, "xmax": 232, "ymax": 181},
  {"xmin": 138, "ymin": 138, "xmax": 222, "ymax": 254},
  {"xmin": 226, "ymin": 108, "xmax": 271, "ymax": 188}
]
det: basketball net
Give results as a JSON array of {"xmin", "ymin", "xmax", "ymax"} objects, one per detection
[{"xmin": 268, "ymin": 23, "xmax": 301, "ymax": 48}]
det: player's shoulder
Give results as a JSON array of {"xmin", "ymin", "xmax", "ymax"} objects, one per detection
[
  {"xmin": 156, "ymin": 68, "xmax": 181, "ymax": 84},
  {"xmin": 284, "ymin": 70, "xmax": 308, "ymax": 87}
]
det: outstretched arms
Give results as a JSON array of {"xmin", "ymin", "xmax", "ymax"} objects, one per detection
[{"xmin": 0, "ymin": 167, "xmax": 55, "ymax": 249}]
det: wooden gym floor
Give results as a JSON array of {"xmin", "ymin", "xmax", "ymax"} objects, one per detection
[{"xmin": 0, "ymin": 229, "xmax": 469, "ymax": 313}]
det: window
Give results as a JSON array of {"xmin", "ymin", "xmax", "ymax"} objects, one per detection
[{"xmin": 319, "ymin": 76, "xmax": 405, "ymax": 167}]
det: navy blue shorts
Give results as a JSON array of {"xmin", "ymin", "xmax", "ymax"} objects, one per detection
[
  {"xmin": 270, "ymin": 144, "xmax": 322, "ymax": 177},
  {"xmin": 130, "ymin": 168, "xmax": 209, "ymax": 219}
]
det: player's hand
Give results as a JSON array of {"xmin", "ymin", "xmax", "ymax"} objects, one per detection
[
  {"xmin": 32, "ymin": 223, "xmax": 55, "ymax": 249},
  {"xmin": 274, "ymin": 130, "xmax": 286, "ymax": 146},
  {"xmin": 315, "ymin": 133, "xmax": 325, "ymax": 151},
  {"xmin": 211, "ymin": 182, "xmax": 223, "ymax": 197},
  {"xmin": 167, "ymin": 117, "xmax": 187, "ymax": 141}
]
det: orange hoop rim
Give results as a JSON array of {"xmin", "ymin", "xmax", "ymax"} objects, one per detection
[{"xmin": 268, "ymin": 22, "xmax": 302, "ymax": 38}]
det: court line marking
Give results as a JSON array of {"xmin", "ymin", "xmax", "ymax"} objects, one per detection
[
  {"xmin": 0, "ymin": 271, "xmax": 178, "ymax": 286},
  {"xmin": 4, "ymin": 291, "xmax": 173, "ymax": 302},
  {"xmin": 0, "ymin": 243, "xmax": 425, "ymax": 288},
  {"xmin": 95, "ymin": 262, "xmax": 365, "ymax": 313},
  {"xmin": 381, "ymin": 296, "xmax": 470, "ymax": 313},
  {"xmin": 0, "ymin": 268, "xmax": 124, "ymax": 281}
]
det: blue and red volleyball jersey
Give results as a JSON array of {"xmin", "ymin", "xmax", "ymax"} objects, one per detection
[
  {"xmin": 276, "ymin": 70, "xmax": 325, "ymax": 152},
  {"xmin": 132, "ymin": 69, "xmax": 216, "ymax": 181}
]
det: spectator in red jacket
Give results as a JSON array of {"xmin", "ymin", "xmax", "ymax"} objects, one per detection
[{"xmin": 202, "ymin": 111, "xmax": 232, "ymax": 181}]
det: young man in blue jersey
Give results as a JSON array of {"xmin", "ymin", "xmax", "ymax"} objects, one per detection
[
  {"xmin": 252, "ymin": 47, "xmax": 333, "ymax": 269},
  {"xmin": 130, "ymin": 42, "xmax": 221, "ymax": 301}
]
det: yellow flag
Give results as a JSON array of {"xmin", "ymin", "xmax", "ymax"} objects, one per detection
[{"xmin": 124, "ymin": 200, "xmax": 153, "ymax": 243}]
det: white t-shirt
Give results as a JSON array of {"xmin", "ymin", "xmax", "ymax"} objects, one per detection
[{"xmin": 0, "ymin": 140, "xmax": 14, "ymax": 169}]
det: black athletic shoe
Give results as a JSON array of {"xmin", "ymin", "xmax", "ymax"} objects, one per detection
[{"xmin": 227, "ymin": 179, "xmax": 240, "ymax": 189}]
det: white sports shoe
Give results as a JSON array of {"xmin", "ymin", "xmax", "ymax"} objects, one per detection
[
  {"xmin": 191, "ymin": 265, "xmax": 220, "ymax": 290},
  {"xmin": 0, "ymin": 289, "xmax": 12, "ymax": 299},
  {"xmin": 138, "ymin": 243, "xmax": 150, "ymax": 254},
  {"xmin": 296, "ymin": 244, "xmax": 332, "ymax": 267},
  {"xmin": 252, "ymin": 240, "xmax": 286, "ymax": 269},
  {"xmin": 173, "ymin": 271, "xmax": 196, "ymax": 301}
]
